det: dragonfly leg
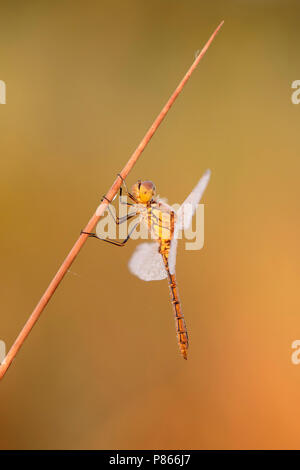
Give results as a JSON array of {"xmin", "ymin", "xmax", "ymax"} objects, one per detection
[
  {"xmin": 120, "ymin": 200, "xmax": 134, "ymax": 206},
  {"xmin": 114, "ymin": 213, "xmax": 137, "ymax": 225},
  {"xmin": 117, "ymin": 173, "xmax": 138, "ymax": 203},
  {"xmin": 103, "ymin": 202, "xmax": 137, "ymax": 225},
  {"xmin": 101, "ymin": 195, "xmax": 112, "ymax": 204},
  {"xmin": 117, "ymin": 173, "xmax": 128, "ymax": 194},
  {"xmin": 81, "ymin": 221, "xmax": 139, "ymax": 247},
  {"xmin": 100, "ymin": 189, "xmax": 138, "ymax": 224}
]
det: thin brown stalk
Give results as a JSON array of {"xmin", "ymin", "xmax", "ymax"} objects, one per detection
[{"xmin": 0, "ymin": 21, "xmax": 224, "ymax": 379}]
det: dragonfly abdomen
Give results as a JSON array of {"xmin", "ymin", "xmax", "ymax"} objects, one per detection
[
  {"xmin": 168, "ymin": 272, "xmax": 189, "ymax": 360},
  {"xmin": 160, "ymin": 243, "xmax": 189, "ymax": 360}
]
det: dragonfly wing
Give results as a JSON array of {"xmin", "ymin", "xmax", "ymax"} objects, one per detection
[
  {"xmin": 128, "ymin": 242, "xmax": 168, "ymax": 281},
  {"xmin": 169, "ymin": 169, "xmax": 211, "ymax": 274},
  {"xmin": 177, "ymin": 169, "xmax": 211, "ymax": 230},
  {"xmin": 168, "ymin": 225, "xmax": 179, "ymax": 275}
]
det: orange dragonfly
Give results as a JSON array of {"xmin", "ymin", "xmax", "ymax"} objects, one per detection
[{"xmin": 82, "ymin": 170, "xmax": 210, "ymax": 359}]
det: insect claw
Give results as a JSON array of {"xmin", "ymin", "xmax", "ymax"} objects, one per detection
[
  {"xmin": 80, "ymin": 230, "xmax": 93, "ymax": 237},
  {"xmin": 101, "ymin": 195, "xmax": 112, "ymax": 204},
  {"xmin": 117, "ymin": 173, "xmax": 125, "ymax": 182}
]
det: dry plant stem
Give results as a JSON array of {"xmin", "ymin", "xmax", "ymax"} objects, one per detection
[{"xmin": 0, "ymin": 21, "xmax": 224, "ymax": 380}]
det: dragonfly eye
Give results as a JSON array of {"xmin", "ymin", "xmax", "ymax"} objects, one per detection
[
  {"xmin": 131, "ymin": 180, "xmax": 156, "ymax": 203},
  {"xmin": 140, "ymin": 181, "xmax": 156, "ymax": 202}
]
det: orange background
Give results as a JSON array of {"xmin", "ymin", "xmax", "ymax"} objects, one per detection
[{"xmin": 1, "ymin": 0, "xmax": 300, "ymax": 449}]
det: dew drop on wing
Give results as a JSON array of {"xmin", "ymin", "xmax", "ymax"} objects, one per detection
[{"xmin": 128, "ymin": 242, "xmax": 168, "ymax": 281}]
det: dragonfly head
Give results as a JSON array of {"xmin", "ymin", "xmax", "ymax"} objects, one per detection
[{"xmin": 131, "ymin": 180, "xmax": 156, "ymax": 204}]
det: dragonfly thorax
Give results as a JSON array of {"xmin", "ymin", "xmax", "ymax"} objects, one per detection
[{"xmin": 131, "ymin": 180, "xmax": 156, "ymax": 204}]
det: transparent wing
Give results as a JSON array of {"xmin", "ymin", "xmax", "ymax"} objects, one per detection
[
  {"xmin": 168, "ymin": 234, "xmax": 179, "ymax": 275},
  {"xmin": 128, "ymin": 242, "xmax": 167, "ymax": 281},
  {"xmin": 176, "ymin": 169, "xmax": 211, "ymax": 230},
  {"xmin": 168, "ymin": 169, "xmax": 211, "ymax": 274}
]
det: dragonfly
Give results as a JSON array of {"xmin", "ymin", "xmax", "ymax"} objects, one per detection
[{"xmin": 82, "ymin": 169, "xmax": 211, "ymax": 360}]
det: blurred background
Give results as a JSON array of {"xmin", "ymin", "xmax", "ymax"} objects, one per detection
[{"xmin": 0, "ymin": 0, "xmax": 300, "ymax": 450}]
